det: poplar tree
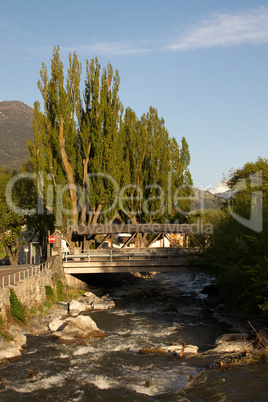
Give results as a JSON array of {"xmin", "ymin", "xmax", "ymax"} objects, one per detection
[
  {"xmin": 28, "ymin": 47, "xmax": 124, "ymax": 240},
  {"xmin": 28, "ymin": 46, "xmax": 193, "ymax": 243}
]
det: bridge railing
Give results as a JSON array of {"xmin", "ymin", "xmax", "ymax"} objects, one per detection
[
  {"xmin": 0, "ymin": 261, "xmax": 51, "ymax": 288},
  {"xmin": 64, "ymin": 247, "xmax": 201, "ymax": 264}
]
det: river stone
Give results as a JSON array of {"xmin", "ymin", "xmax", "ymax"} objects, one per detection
[
  {"xmin": 212, "ymin": 341, "xmax": 254, "ymax": 354},
  {"xmin": 93, "ymin": 299, "xmax": 115, "ymax": 310},
  {"xmin": 67, "ymin": 315, "xmax": 98, "ymax": 331},
  {"xmin": 28, "ymin": 318, "xmax": 49, "ymax": 335},
  {"xmin": 83, "ymin": 291, "xmax": 97, "ymax": 304},
  {"xmin": 51, "ymin": 315, "xmax": 105, "ymax": 344},
  {"xmin": 139, "ymin": 344, "xmax": 198, "ymax": 356},
  {"xmin": 12, "ymin": 333, "xmax": 27, "ymax": 347},
  {"xmin": 216, "ymin": 333, "xmax": 250, "ymax": 344},
  {"xmin": 69, "ymin": 300, "xmax": 87, "ymax": 313},
  {"xmin": 48, "ymin": 318, "xmax": 65, "ymax": 332},
  {"xmin": 55, "ymin": 334, "xmax": 88, "ymax": 345},
  {"xmin": 0, "ymin": 345, "xmax": 22, "ymax": 364},
  {"xmin": 69, "ymin": 309, "xmax": 80, "ymax": 317}
]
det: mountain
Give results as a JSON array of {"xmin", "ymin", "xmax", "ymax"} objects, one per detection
[
  {"xmin": 209, "ymin": 182, "xmax": 234, "ymax": 200},
  {"xmin": 190, "ymin": 188, "xmax": 225, "ymax": 211},
  {"xmin": 0, "ymin": 100, "xmax": 34, "ymax": 171}
]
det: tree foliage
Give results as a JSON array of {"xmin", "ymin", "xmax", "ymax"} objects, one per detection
[
  {"xmin": 206, "ymin": 157, "xmax": 268, "ymax": 314},
  {"xmin": 27, "ymin": 46, "xmax": 192, "ymax": 241},
  {"xmin": 0, "ymin": 168, "xmax": 26, "ymax": 264}
]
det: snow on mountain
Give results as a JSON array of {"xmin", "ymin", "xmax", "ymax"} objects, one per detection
[{"xmin": 209, "ymin": 182, "xmax": 234, "ymax": 200}]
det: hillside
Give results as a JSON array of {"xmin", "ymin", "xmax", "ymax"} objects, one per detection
[
  {"xmin": 0, "ymin": 100, "xmax": 34, "ymax": 171},
  {"xmin": 190, "ymin": 188, "xmax": 225, "ymax": 211}
]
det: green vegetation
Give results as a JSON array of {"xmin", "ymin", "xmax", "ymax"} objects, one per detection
[
  {"xmin": 56, "ymin": 279, "xmax": 64, "ymax": 301},
  {"xmin": 0, "ymin": 315, "xmax": 13, "ymax": 341},
  {"xmin": 27, "ymin": 46, "xmax": 192, "ymax": 245},
  {"xmin": 204, "ymin": 157, "xmax": 268, "ymax": 315},
  {"xmin": 0, "ymin": 168, "xmax": 27, "ymax": 264},
  {"xmin": 37, "ymin": 282, "xmax": 84, "ymax": 315},
  {"xmin": 9, "ymin": 289, "xmax": 27, "ymax": 324},
  {"xmin": 45, "ymin": 285, "xmax": 55, "ymax": 298}
]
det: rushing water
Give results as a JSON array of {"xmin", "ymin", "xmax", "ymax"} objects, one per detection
[{"xmin": 0, "ymin": 272, "xmax": 267, "ymax": 401}]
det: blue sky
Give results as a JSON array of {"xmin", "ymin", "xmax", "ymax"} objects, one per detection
[{"xmin": 1, "ymin": 0, "xmax": 268, "ymax": 188}]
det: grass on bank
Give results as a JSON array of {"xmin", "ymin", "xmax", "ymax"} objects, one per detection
[
  {"xmin": 35, "ymin": 280, "xmax": 84, "ymax": 316},
  {"xmin": 2, "ymin": 281, "xmax": 85, "ymax": 338},
  {"xmin": 0, "ymin": 315, "xmax": 13, "ymax": 341}
]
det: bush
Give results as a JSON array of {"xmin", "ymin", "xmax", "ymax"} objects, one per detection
[
  {"xmin": 45, "ymin": 285, "xmax": 55, "ymax": 299},
  {"xmin": 206, "ymin": 158, "xmax": 268, "ymax": 315},
  {"xmin": 0, "ymin": 315, "xmax": 13, "ymax": 341},
  {"xmin": 9, "ymin": 289, "xmax": 27, "ymax": 324},
  {"xmin": 56, "ymin": 279, "xmax": 64, "ymax": 301}
]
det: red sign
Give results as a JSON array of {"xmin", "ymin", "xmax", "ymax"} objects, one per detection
[{"xmin": 48, "ymin": 235, "xmax": 56, "ymax": 243}]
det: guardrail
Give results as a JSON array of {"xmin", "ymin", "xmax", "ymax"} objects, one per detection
[
  {"xmin": 0, "ymin": 261, "xmax": 51, "ymax": 288},
  {"xmin": 64, "ymin": 248, "xmax": 202, "ymax": 264}
]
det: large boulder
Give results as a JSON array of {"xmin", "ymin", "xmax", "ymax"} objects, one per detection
[
  {"xmin": 83, "ymin": 291, "xmax": 98, "ymax": 305},
  {"xmin": 67, "ymin": 315, "xmax": 98, "ymax": 332},
  {"xmin": 69, "ymin": 300, "xmax": 87, "ymax": 313},
  {"xmin": 51, "ymin": 315, "xmax": 105, "ymax": 344}
]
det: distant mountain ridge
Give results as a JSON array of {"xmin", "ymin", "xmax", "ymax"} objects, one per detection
[
  {"xmin": 209, "ymin": 182, "xmax": 234, "ymax": 199},
  {"xmin": 0, "ymin": 100, "xmax": 34, "ymax": 170}
]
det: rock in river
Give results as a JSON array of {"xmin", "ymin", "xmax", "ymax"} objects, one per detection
[
  {"xmin": 139, "ymin": 344, "xmax": 198, "ymax": 357},
  {"xmin": 51, "ymin": 315, "xmax": 105, "ymax": 344}
]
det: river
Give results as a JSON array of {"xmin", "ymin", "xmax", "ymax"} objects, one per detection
[{"xmin": 0, "ymin": 272, "xmax": 267, "ymax": 401}]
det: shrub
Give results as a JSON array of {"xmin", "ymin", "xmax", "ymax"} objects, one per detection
[
  {"xmin": 0, "ymin": 314, "xmax": 13, "ymax": 341},
  {"xmin": 56, "ymin": 279, "xmax": 64, "ymax": 300},
  {"xmin": 45, "ymin": 285, "xmax": 55, "ymax": 299},
  {"xmin": 9, "ymin": 289, "xmax": 27, "ymax": 324}
]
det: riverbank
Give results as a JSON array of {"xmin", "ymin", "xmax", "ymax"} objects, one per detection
[{"xmin": 0, "ymin": 272, "xmax": 267, "ymax": 400}]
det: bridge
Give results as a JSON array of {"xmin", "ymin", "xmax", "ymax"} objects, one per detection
[{"xmin": 63, "ymin": 247, "xmax": 203, "ymax": 274}]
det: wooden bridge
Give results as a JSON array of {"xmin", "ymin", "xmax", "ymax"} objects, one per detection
[{"xmin": 63, "ymin": 247, "xmax": 203, "ymax": 274}]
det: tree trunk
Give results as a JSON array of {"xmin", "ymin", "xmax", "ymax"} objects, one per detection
[
  {"xmin": 58, "ymin": 116, "xmax": 78, "ymax": 226},
  {"xmin": 5, "ymin": 245, "xmax": 20, "ymax": 265},
  {"xmin": 80, "ymin": 142, "xmax": 91, "ymax": 225}
]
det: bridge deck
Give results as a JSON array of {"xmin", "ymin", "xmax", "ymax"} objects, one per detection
[{"xmin": 63, "ymin": 248, "xmax": 203, "ymax": 274}]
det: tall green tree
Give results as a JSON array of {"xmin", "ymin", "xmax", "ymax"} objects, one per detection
[
  {"xmin": 28, "ymin": 47, "xmax": 125, "ymax": 240},
  {"xmin": 0, "ymin": 168, "xmax": 27, "ymax": 264},
  {"xmin": 120, "ymin": 107, "xmax": 192, "ymax": 223},
  {"xmin": 81, "ymin": 58, "xmax": 124, "ymax": 225},
  {"xmin": 207, "ymin": 157, "xmax": 268, "ymax": 313},
  {"xmin": 28, "ymin": 47, "xmax": 193, "ymax": 244}
]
